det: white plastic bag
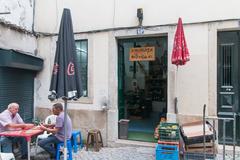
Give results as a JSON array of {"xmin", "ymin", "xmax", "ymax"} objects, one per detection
[{"xmin": 0, "ymin": 153, "xmax": 15, "ymax": 160}]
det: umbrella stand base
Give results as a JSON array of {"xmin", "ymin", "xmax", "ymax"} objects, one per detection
[{"xmin": 174, "ymin": 97, "xmax": 178, "ymax": 114}]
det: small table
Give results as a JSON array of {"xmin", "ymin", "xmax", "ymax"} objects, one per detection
[{"xmin": 0, "ymin": 126, "xmax": 43, "ymax": 160}]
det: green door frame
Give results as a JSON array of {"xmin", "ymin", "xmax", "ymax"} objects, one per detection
[{"xmin": 117, "ymin": 36, "xmax": 168, "ymax": 120}]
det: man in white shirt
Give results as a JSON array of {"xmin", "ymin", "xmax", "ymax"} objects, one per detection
[{"xmin": 0, "ymin": 102, "xmax": 34, "ymax": 159}]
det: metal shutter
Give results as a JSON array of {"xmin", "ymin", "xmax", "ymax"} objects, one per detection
[{"xmin": 0, "ymin": 67, "xmax": 35, "ymax": 122}]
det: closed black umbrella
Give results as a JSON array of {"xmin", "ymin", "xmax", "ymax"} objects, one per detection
[{"xmin": 48, "ymin": 8, "xmax": 82, "ymax": 160}]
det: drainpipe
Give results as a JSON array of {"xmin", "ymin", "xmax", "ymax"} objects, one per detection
[
  {"xmin": 32, "ymin": 0, "xmax": 36, "ymax": 36},
  {"xmin": 32, "ymin": 0, "xmax": 37, "ymax": 121},
  {"xmin": 100, "ymin": 96, "xmax": 109, "ymax": 146}
]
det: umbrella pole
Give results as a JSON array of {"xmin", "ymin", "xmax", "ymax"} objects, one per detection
[
  {"xmin": 64, "ymin": 99, "xmax": 67, "ymax": 160},
  {"xmin": 175, "ymin": 66, "xmax": 178, "ymax": 114}
]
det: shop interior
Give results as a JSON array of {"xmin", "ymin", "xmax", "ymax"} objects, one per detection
[{"xmin": 118, "ymin": 36, "xmax": 168, "ymax": 142}]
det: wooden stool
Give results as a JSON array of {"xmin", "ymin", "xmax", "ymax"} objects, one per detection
[{"xmin": 86, "ymin": 129, "xmax": 103, "ymax": 151}]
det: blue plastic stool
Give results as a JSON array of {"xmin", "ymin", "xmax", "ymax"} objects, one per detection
[
  {"xmin": 56, "ymin": 140, "xmax": 73, "ymax": 160},
  {"xmin": 71, "ymin": 130, "xmax": 83, "ymax": 153}
]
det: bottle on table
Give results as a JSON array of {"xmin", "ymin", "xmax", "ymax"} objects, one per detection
[{"xmin": 47, "ymin": 118, "xmax": 51, "ymax": 124}]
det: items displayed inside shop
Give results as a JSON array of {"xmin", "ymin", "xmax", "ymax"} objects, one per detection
[{"xmin": 118, "ymin": 37, "xmax": 168, "ymax": 142}]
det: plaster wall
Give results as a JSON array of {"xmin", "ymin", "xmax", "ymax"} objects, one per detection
[
  {"xmin": 0, "ymin": 0, "xmax": 34, "ymax": 31},
  {"xmin": 168, "ymin": 20, "xmax": 240, "ymax": 123},
  {"xmin": 35, "ymin": 107, "xmax": 108, "ymax": 145},
  {"xmin": 35, "ymin": 0, "xmax": 240, "ymax": 33},
  {"xmin": 34, "ymin": 0, "xmax": 240, "ymax": 145},
  {"xmin": 2, "ymin": 0, "xmax": 240, "ymax": 146},
  {"xmin": 35, "ymin": 22, "xmax": 212, "ymax": 144},
  {"xmin": 0, "ymin": 0, "xmax": 36, "ymax": 54},
  {"xmin": 176, "ymin": 24, "xmax": 209, "ymax": 116},
  {"xmin": 35, "ymin": 32, "xmax": 109, "ymax": 110},
  {"xmin": 0, "ymin": 25, "xmax": 36, "ymax": 53}
]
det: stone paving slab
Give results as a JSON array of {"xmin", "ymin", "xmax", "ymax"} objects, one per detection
[
  {"xmin": 14, "ymin": 144, "xmax": 240, "ymax": 160},
  {"xmin": 74, "ymin": 147, "xmax": 155, "ymax": 160}
]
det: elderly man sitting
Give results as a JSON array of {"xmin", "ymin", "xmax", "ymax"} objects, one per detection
[{"xmin": 0, "ymin": 102, "xmax": 34, "ymax": 159}]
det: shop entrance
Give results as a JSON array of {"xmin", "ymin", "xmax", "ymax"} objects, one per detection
[{"xmin": 118, "ymin": 36, "xmax": 168, "ymax": 142}]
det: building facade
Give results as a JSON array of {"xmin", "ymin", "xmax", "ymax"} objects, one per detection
[
  {"xmin": 1, "ymin": 0, "xmax": 240, "ymax": 146},
  {"xmin": 0, "ymin": 0, "xmax": 43, "ymax": 123}
]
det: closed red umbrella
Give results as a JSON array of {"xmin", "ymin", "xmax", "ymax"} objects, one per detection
[
  {"xmin": 171, "ymin": 18, "xmax": 190, "ymax": 114},
  {"xmin": 172, "ymin": 17, "xmax": 190, "ymax": 65}
]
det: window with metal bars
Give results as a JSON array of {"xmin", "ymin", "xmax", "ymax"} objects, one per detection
[{"xmin": 221, "ymin": 44, "xmax": 233, "ymax": 87}]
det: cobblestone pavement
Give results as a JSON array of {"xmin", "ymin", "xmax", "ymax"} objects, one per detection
[
  {"xmin": 14, "ymin": 145, "xmax": 240, "ymax": 160},
  {"xmin": 15, "ymin": 146, "xmax": 155, "ymax": 160},
  {"xmin": 73, "ymin": 147, "xmax": 240, "ymax": 160},
  {"xmin": 183, "ymin": 150, "xmax": 240, "ymax": 160},
  {"xmin": 74, "ymin": 147, "xmax": 156, "ymax": 160}
]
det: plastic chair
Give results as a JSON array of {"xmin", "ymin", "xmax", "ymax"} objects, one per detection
[
  {"xmin": 35, "ymin": 114, "xmax": 57, "ymax": 154},
  {"xmin": 71, "ymin": 130, "xmax": 83, "ymax": 153},
  {"xmin": 56, "ymin": 140, "xmax": 72, "ymax": 160}
]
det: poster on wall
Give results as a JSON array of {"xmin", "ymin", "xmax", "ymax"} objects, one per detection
[{"xmin": 129, "ymin": 47, "xmax": 155, "ymax": 61}]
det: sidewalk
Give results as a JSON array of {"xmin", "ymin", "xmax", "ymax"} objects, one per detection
[
  {"xmin": 75, "ymin": 147, "xmax": 155, "ymax": 160},
  {"xmin": 25, "ymin": 146, "xmax": 155, "ymax": 160},
  {"xmin": 15, "ymin": 144, "xmax": 240, "ymax": 160}
]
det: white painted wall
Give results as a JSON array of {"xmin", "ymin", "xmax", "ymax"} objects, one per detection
[
  {"xmin": 0, "ymin": 25, "xmax": 36, "ymax": 53},
  {"xmin": 35, "ymin": 0, "xmax": 240, "ymax": 33},
  {"xmin": 35, "ymin": 32, "xmax": 109, "ymax": 111},
  {"xmin": 0, "ymin": 0, "xmax": 36, "ymax": 52},
  {"xmin": 176, "ymin": 24, "xmax": 209, "ymax": 116},
  {"xmin": 0, "ymin": 0, "xmax": 36, "ymax": 53},
  {"xmin": 92, "ymin": 32, "xmax": 109, "ymax": 106},
  {"xmin": 33, "ymin": 0, "xmax": 240, "ymax": 144},
  {"xmin": 0, "ymin": 0, "xmax": 34, "ymax": 31}
]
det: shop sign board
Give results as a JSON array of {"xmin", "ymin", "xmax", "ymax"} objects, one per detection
[{"xmin": 129, "ymin": 47, "xmax": 155, "ymax": 61}]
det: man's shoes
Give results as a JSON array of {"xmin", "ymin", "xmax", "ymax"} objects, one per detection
[
  {"xmin": 21, "ymin": 154, "xmax": 28, "ymax": 159},
  {"xmin": 49, "ymin": 154, "xmax": 55, "ymax": 159}
]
